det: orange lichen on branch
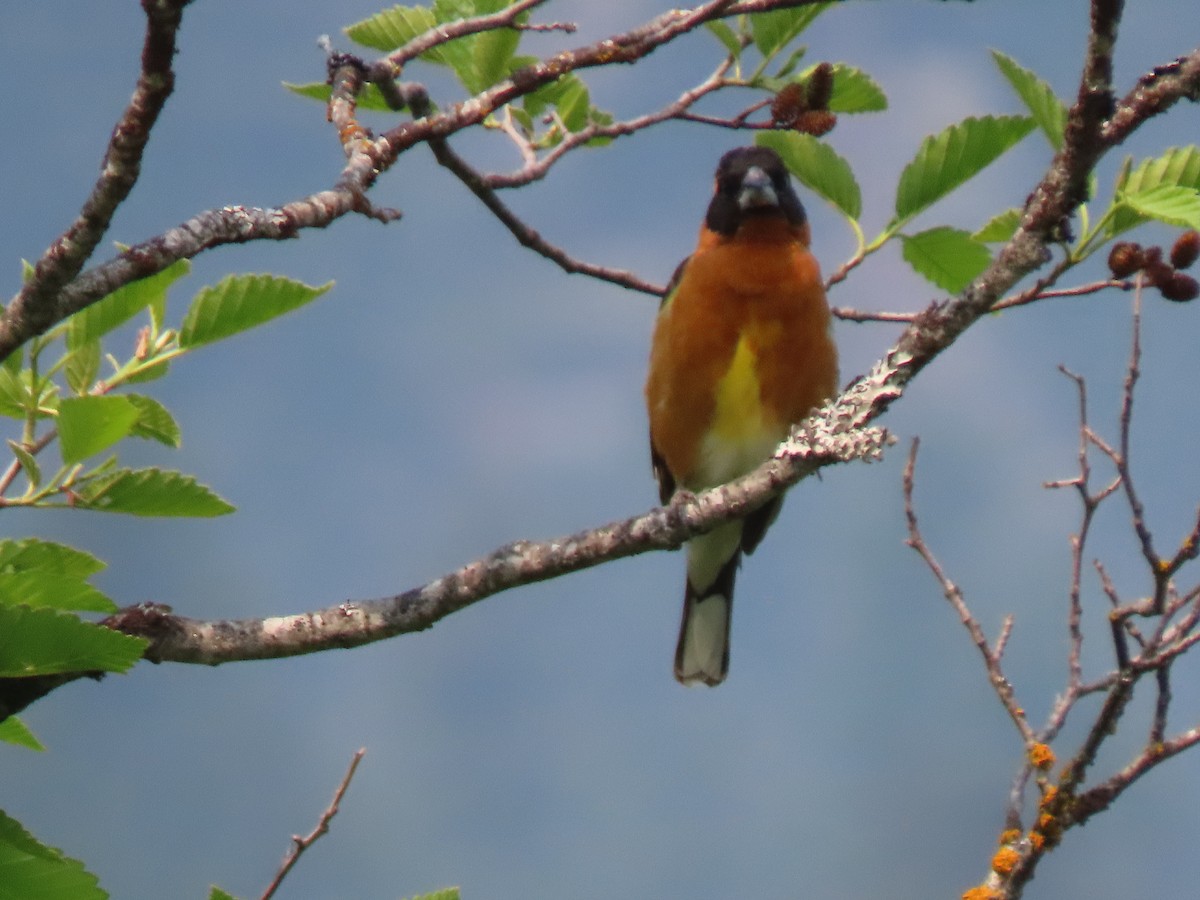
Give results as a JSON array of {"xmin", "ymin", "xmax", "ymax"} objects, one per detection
[
  {"xmin": 1027, "ymin": 830, "xmax": 1046, "ymax": 852},
  {"xmin": 997, "ymin": 828, "xmax": 1021, "ymax": 846},
  {"xmin": 962, "ymin": 886, "xmax": 1003, "ymax": 900},
  {"xmin": 991, "ymin": 846, "xmax": 1021, "ymax": 876},
  {"xmin": 1028, "ymin": 742, "xmax": 1056, "ymax": 770}
]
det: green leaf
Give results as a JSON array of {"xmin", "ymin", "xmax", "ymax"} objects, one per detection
[
  {"xmin": 556, "ymin": 78, "xmax": 591, "ymax": 132},
  {"xmin": 973, "ymin": 207, "xmax": 1023, "ymax": 243},
  {"xmin": 0, "ymin": 369, "xmax": 26, "ymax": 419},
  {"xmin": 1, "ymin": 372, "xmax": 59, "ymax": 420},
  {"xmin": 434, "ymin": 0, "xmax": 479, "ymax": 20},
  {"xmin": 0, "ymin": 572, "xmax": 115, "ymax": 613},
  {"xmin": 0, "ymin": 539, "xmax": 104, "ymax": 579},
  {"xmin": 750, "ymin": 4, "xmax": 831, "ymax": 57},
  {"xmin": 283, "ymin": 81, "xmax": 398, "ymax": 114},
  {"xmin": 1108, "ymin": 146, "xmax": 1200, "ymax": 236},
  {"xmin": 6, "ymin": 440, "xmax": 40, "ymax": 490},
  {"xmin": 773, "ymin": 45, "xmax": 808, "ymax": 80},
  {"xmin": 584, "ymin": 107, "xmax": 615, "ymax": 147},
  {"xmin": 756, "ymin": 131, "xmax": 861, "ymax": 221},
  {"xmin": 0, "ymin": 716, "xmax": 45, "ymax": 751},
  {"xmin": 1120, "ymin": 185, "xmax": 1200, "ymax": 230},
  {"xmin": 73, "ymin": 467, "xmax": 235, "ymax": 517},
  {"xmin": 208, "ymin": 888, "xmax": 239, "ymax": 900},
  {"xmin": 802, "ymin": 62, "xmax": 887, "ymax": 113},
  {"xmin": 895, "ymin": 115, "xmax": 1035, "ymax": 222},
  {"xmin": 57, "ymin": 395, "xmax": 141, "ymax": 464},
  {"xmin": 125, "ymin": 357, "xmax": 171, "ymax": 385},
  {"xmin": 125, "ymin": 394, "xmax": 181, "ymax": 447},
  {"xmin": 64, "ymin": 340, "xmax": 101, "ymax": 396},
  {"xmin": 0, "ymin": 366, "xmax": 49, "ymax": 420},
  {"xmin": 0, "ymin": 605, "xmax": 145, "ymax": 676},
  {"xmin": 1122, "ymin": 145, "xmax": 1200, "ymax": 194},
  {"xmin": 705, "ymin": 20, "xmax": 742, "ymax": 59},
  {"xmin": 471, "ymin": 19, "xmax": 522, "ymax": 93},
  {"xmin": 431, "ymin": 36, "xmax": 476, "ymax": 88},
  {"xmin": 991, "ymin": 50, "xmax": 1067, "ymax": 150},
  {"xmin": 900, "ymin": 227, "xmax": 992, "ymax": 293},
  {"xmin": 0, "ymin": 810, "xmax": 105, "ymax": 899},
  {"xmin": 1, "ymin": 344, "xmax": 20, "ymax": 377},
  {"xmin": 179, "ymin": 275, "xmax": 332, "ymax": 349},
  {"xmin": 345, "ymin": 6, "xmax": 438, "ymax": 53},
  {"xmin": 401, "ymin": 890, "xmax": 461, "ymax": 900},
  {"xmin": 66, "ymin": 259, "xmax": 189, "ymax": 351}
]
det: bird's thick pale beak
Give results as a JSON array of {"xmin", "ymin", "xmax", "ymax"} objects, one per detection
[{"xmin": 737, "ymin": 165, "xmax": 778, "ymax": 210}]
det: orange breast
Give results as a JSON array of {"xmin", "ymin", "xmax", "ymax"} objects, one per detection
[{"xmin": 646, "ymin": 218, "xmax": 838, "ymax": 490}]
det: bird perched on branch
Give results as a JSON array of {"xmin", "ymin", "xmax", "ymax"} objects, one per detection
[{"xmin": 645, "ymin": 145, "xmax": 839, "ymax": 686}]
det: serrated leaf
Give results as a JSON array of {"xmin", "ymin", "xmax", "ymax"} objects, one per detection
[
  {"xmin": 991, "ymin": 50, "xmax": 1067, "ymax": 150},
  {"xmin": 756, "ymin": 131, "xmax": 861, "ymax": 221},
  {"xmin": 0, "ymin": 605, "xmax": 145, "ymax": 676},
  {"xmin": 895, "ymin": 115, "xmax": 1035, "ymax": 222},
  {"xmin": 0, "ymin": 539, "xmax": 104, "ymax": 578},
  {"xmin": 0, "ymin": 716, "xmax": 44, "ymax": 751},
  {"xmin": 900, "ymin": 227, "xmax": 992, "ymax": 293},
  {"xmin": 6, "ymin": 440, "xmax": 40, "ymax": 490},
  {"xmin": 750, "ymin": 4, "xmax": 831, "ymax": 57},
  {"xmin": 1121, "ymin": 185, "xmax": 1200, "ymax": 229},
  {"xmin": 0, "ymin": 810, "xmax": 105, "ymax": 899},
  {"xmin": 284, "ymin": 81, "xmax": 398, "ymax": 114},
  {"xmin": 179, "ymin": 275, "xmax": 332, "ymax": 349},
  {"xmin": 74, "ymin": 467, "xmax": 235, "ymax": 517},
  {"xmin": 0, "ymin": 572, "xmax": 115, "ymax": 613},
  {"xmin": 973, "ymin": 207, "xmax": 1023, "ymax": 242},
  {"xmin": 1108, "ymin": 147, "xmax": 1200, "ymax": 236},
  {"xmin": 800, "ymin": 62, "xmax": 887, "ymax": 113},
  {"xmin": 57, "ymin": 395, "xmax": 141, "ymax": 464},
  {"xmin": 64, "ymin": 340, "xmax": 101, "ymax": 395},
  {"xmin": 125, "ymin": 394, "xmax": 181, "ymax": 447},
  {"xmin": 705, "ymin": 20, "xmax": 742, "ymax": 59},
  {"xmin": 1123, "ymin": 145, "xmax": 1200, "ymax": 194},
  {"xmin": 345, "ymin": 5, "xmax": 438, "ymax": 53},
  {"xmin": 66, "ymin": 259, "xmax": 189, "ymax": 351}
]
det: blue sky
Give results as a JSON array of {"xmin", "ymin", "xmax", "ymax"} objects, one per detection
[{"xmin": 4, "ymin": 2, "xmax": 1200, "ymax": 898}]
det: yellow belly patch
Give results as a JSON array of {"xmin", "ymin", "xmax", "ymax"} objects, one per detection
[
  {"xmin": 712, "ymin": 336, "xmax": 765, "ymax": 441},
  {"xmin": 697, "ymin": 335, "xmax": 784, "ymax": 489}
]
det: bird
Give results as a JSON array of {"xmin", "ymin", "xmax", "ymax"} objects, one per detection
[{"xmin": 645, "ymin": 145, "xmax": 839, "ymax": 686}]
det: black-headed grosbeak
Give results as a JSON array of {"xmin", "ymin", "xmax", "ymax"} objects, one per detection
[{"xmin": 646, "ymin": 145, "xmax": 838, "ymax": 685}]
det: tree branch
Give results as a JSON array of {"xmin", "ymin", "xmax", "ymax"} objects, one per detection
[
  {"xmin": 0, "ymin": 0, "xmax": 192, "ymax": 360},
  {"xmin": 260, "ymin": 748, "xmax": 367, "ymax": 900}
]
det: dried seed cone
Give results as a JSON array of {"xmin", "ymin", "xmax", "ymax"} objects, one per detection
[
  {"xmin": 1107, "ymin": 241, "xmax": 1144, "ymax": 278},
  {"xmin": 1170, "ymin": 230, "xmax": 1200, "ymax": 270}
]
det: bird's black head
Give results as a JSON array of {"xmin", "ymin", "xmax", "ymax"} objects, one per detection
[{"xmin": 704, "ymin": 146, "xmax": 807, "ymax": 237}]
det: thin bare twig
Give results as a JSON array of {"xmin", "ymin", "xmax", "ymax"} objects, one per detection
[
  {"xmin": 430, "ymin": 138, "xmax": 663, "ymax": 295},
  {"xmin": 903, "ymin": 438, "xmax": 1036, "ymax": 746},
  {"xmin": 260, "ymin": 748, "xmax": 367, "ymax": 900}
]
